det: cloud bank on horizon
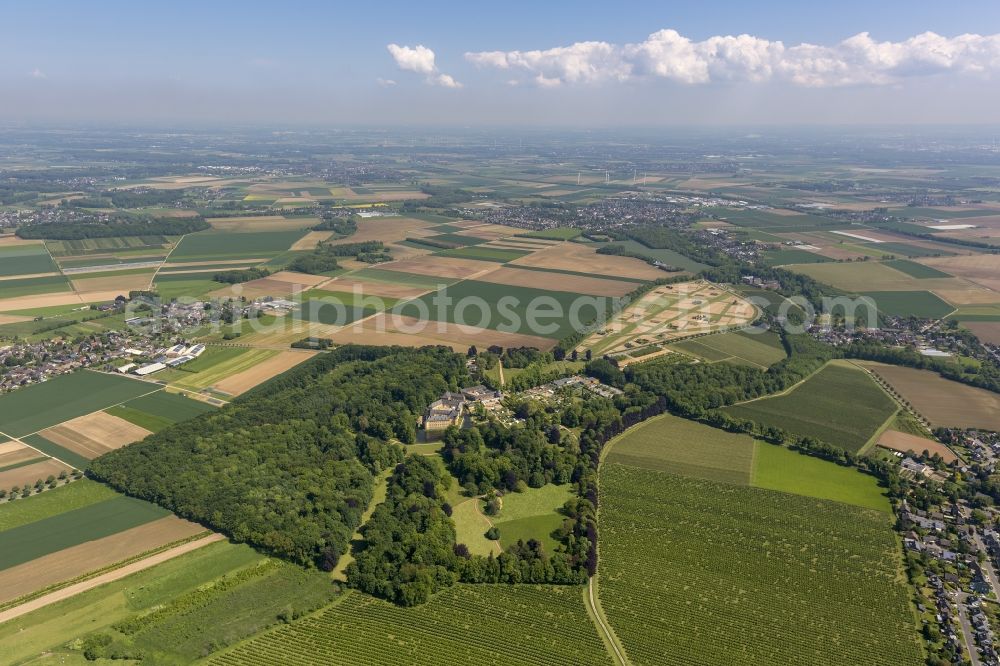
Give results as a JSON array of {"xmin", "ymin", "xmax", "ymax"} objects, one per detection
[{"xmin": 405, "ymin": 28, "xmax": 1000, "ymax": 88}]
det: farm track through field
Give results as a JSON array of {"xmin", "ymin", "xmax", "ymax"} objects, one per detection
[{"xmin": 0, "ymin": 533, "xmax": 224, "ymax": 625}]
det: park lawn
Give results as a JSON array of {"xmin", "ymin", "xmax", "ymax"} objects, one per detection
[
  {"xmin": 0, "ymin": 245, "xmax": 59, "ymax": 277},
  {"xmin": 209, "ymin": 586, "xmax": 610, "ymax": 666},
  {"xmin": 751, "ymin": 442, "xmax": 890, "ymax": 512},
  {"xmin": 882, "ymin": 259, "xmax": 952, "ymax": 278},
  {"xmin": 723, "ymin": 362, "xmax": 898, "ymax": 453},
  {"xmin": 403, "ymin": 279, "xmax": 615, "ymax": 340},
  {"xmin": 0, "ymin": 495, "xmax": 170, "ymax": 570},
  {"xmin": 112, "ymin": 391, "xmax": 216, "ymax": 425},
  {"xmin": 490, "ymin": 484, "xmax": 573, "ymax": 553},
  {"xmin": 0, "ymin": 541, "xmax": 264, "ymax": 665},
  {"xmin": 451, "ymin": 498, "xmax": 497, "ymax": 557},
  {"xmin": 434, "ymin": 246, "xmax": 531, "ymax": 263},
  {"xmin": 0, "ymin": 479, "xmax": 118, "ymax": 532},
  {"xmin": 606, "ymin": 413, "xmax": 756, "ymax": 485},
  {"xmin": 497, "ymin": 514, "xmax": 565, "ymax": 553},
  {"xmin": 168, "ymin": 230, "xmax": 308, "ymax": 261},
  {"xmin": 0, "ymin": 371, "xmax": 157, "ymax": 438},
  {"xmin": 859, "ymin": 290, "xmax": 955, "ymax": 318}
]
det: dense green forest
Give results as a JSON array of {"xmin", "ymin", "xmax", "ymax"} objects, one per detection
[
  {"xmin": 89, "ymin": 345, "xmax": 466, "ymax": 569},
  {"xmin": 213, "ymin": 267, "xmax": 271, "ymax": 284}
]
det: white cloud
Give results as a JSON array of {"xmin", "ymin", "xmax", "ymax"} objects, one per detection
[
  {"xmin": 29, "ymin": 68, "xmax": 46, "ymax": 79},
  {"xmin": 466, "ymin": 29, "xmax": 1000, "ymax": 87},
  {"xmin": 387, "ymin": 43, "xmax": 461, "ymax": 87},
  {"xmin": 376, "ymin": 77, "xmax": 397, "ymax": 87}
]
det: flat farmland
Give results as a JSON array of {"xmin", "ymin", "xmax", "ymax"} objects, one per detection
[
  {"xmin": 581, "ymin": 281, "xmax": 758, "ymax": 357},
  {"xmin": 723, "ymin": 362, "xmax": 898, "ymax": 453},
  {"xmin": 106, "ymin": 391, "xmax": 216, "ymax": 431},
  {"xmin": 0, "ymin": 495, "xmax": 170, "ymax": 571},
  {"xmin": 434, "ymin": 245, "xmax": 531, "ymax": 262},
  {"xmin": 605, "ymin": 413, "xmax": 756, "ymax": 484},
  {"xmin": 859, "ymin": 290, "xmax": 955, "ymax": 318},
  {"xmin": 314, "ymin": 274, "xmax": 432, "ymax": 300},
  {"xmin": 210, "ymin": 270, "xmax": 329, "ymax": 298},
  {"xmin": 207, "ymin": 215, "xmax": 318, "ymax": 232},
  {"xmin": 45, "ymin": 235, "xmax": 173, "ymax": 257},
  {"xmin": 963, "ymin": 321, "xmax": 1000, "ymax": 344},
  {"xmin": 477, "ymin": 265, "xmax": 639, "ymax": 297},
  {"xmin": 863, "ymin": 363, "xmax": 1000, "ymax": 430},
  {"xmin": 167, "ymin": 347, "xmax": 274, "ymax": 391},
  {"xmin": 0, "ymin": 371, "xmax": 157, "ymax": 438},
  {"xmin": 376, "ymin": 255, "xmax": 498, "ymax": 280},
  {"xmin": 70, "ymin": 271, "xmax": 155, "ymax": 295},
  {"xmin": 598, "ymin": 464, "xmax": 921, "ymax": 666},
  {"xmin": 325, "ymin": 215, "xmax": 435, "ymax": 245},
  {"xmin": 210, "ymin": 586, "xmax": 611, "ymax": 666},
  {"xmin": 210, "ymin": 350, "xmax": 315, "ymax": 396},
  {"xmin": 169, "ymin": 230, "xmax": 308, "ymax": 261},
  {"xmin": 784, "ymin": 260, "xmax": 961, "ymax": 292},
  {"xmin": 0, "ymin": 274, "xmax": 71, "ymax": 300},
  {"xmin": 37, "ymin": 411, "xmax": 152, "ymax": 460},
  {"xmin": 0, "ymin": 441, "xmax": 45, "ymax": 469},
  {"xmin": 0, "ymin": 458, "xmax": 70, "ymax": 489},
  {"xmin": 920, "ymin": 253, "xmax": 1000, "ymax": 292},
  {"xmin": 511, "ymin": 241, "xmax": 665, "ymax": 281},
  {"xmin": 0, "ymin": 515, "xmax": 204, "ymax": 605},
  {"xmin": 670, "ymin": 328, "xmax": 786, "ymax": 368},
  {"xmin": 0, "ymin": 244, "xmax": 58, "ymax": 277},
  {"xmin": 877, "ymin": 429, "xmax": 959, "ymax": 463},
  {"xmin": 600, "ymin": 240, "xmax": 710, "ymax": 273}
]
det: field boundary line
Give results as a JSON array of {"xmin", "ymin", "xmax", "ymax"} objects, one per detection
[{"xmin": 0, "ymin": 532, "xmax": 224, "ymax": 625}]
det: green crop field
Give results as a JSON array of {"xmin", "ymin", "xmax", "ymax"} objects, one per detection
[
  {"xmin": 599, "ymin": 463, "xmax": 922, "ymax": 666},
  {"xmin": 859, "ymin": 290, "xmax": 954, "ymax": 318},
  {"xmin": 882, "ymin": 259, "xmax": 952, "ymax": 278},
  {"xmin": 210, "ymin": 585, "xmax": 611, "ymax": 666},
  {"xmin": 403, "ymin": 279, "xmax": 615, "ymax": 339},
  {"xmin": 670, "ymin": 329, "xmax": 786, "ymax": 368},
  {"xmin": 875, "ymin": 242, "xmax": 955, "ymax": 258},
  {"xmin": 0, "ymin": 495, "xmax": 169, "ymax": 570},
  {"xmin": 0, "ymin": 479, "xmax": 118, "ymax": 532},
  {"xmin": 761, "ymin": 248, "xmax": 832, "ymax": 266},
  {"xmin": 151, "ymin": 274, "xmax": 221, "ymax": 300},
  {"xmin": 110, "ymin": 391, "xmax": 215, "ymax": 427},
  {"xmin": 351, "ymin": 267, "xmax": 457, "ymax": 290},
  {"xmin": 0, "ymin": 274, "xmax": 71, "ymax": 299},
  {"xmin": 421, "ymin": 233, "xmax": 488, "ymax": 247},
  {"xmin": 22, "ymin": 433, "xmax": 91, "ymax": 470},
  {"xmin": 45, "ymin": 235, "xmax": 172, "ymax": 257},
  {"xmin": 723, "ymin": 363, "xmax": 898, "ymax": 453},
  {"xmin": 0, "ymin": 245, "xmax": 58, "ymax": 277},
  {"xmin": 520, "ymin": 227, "xmax": 582, "ymax": 240},
  {"xmin": 0, "ymin": 371, "xmax": 157, "ymax": 438},
  {"xmin": 606, "ymin": 413, "xmax": 756, "ymax": 484},
  {"xmin": 168, "ymin": 230, "xmax": 307, "ymax": 261},
  {"xmin": 600, "ymin": 240, "xmax": 709, "ymax": 272},
  {"xmin": 717, "ymin": 209, "xmax": 841, "ymax": 231},
  {"xmin": 170, "ymin": 348, "xmax": 277, "ymax": 391},
  {"xmin": 298, "ymin": 300, "xmax": 376, "ymax": 325},
  {"xmin": 752, "ymin": 442, "xmax": 890, "ymax": 511},
  {"xmin": 434, "ymin": 245, "xmax": 531, "ymax": 262}
]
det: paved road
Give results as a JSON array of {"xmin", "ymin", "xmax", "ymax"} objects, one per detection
[{"xmin": 957, "ymin": 594, "xmax": 983, "ymax": 666}]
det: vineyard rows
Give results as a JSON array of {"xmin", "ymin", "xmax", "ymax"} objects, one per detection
[
  {"xmin": 210, "ymin": 585, "xmax": 612, "ymax": 665},
  {"xmin": 598, "ymin": 463, "xmax": 923, "ymax": 666}
]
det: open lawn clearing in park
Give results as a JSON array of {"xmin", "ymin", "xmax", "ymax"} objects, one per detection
[
  {"xmin": 325, "ymin": 312, "xmax": 557, "ymax": 352},
  {"xmin": 402, "ymin": 279, "xmax": 617, "ymax": 340},
  {"xmin": 168, "ymin": 230, "xmax": 308, "ymax": 261},
  {"xmin": 863, "ymin": 363, "xmax": 1000, "ymax": 430},
  {"xmin": 511, "ymin": 242, "xmax": 666, "ymax": 281},
  {"xmin": 210, "ymin": 350, "xmax": 315, "ymax": 396},
  {"xmin": 0, "ymin": 371, "xmax": 157, "ymax": 438},
  {"xmin": 434, "ymin": 245, "xmax": 533, "ymax": 263},
  {"xmin": 859, "ymin": 290, "xmax": 955, "ymax": 318},
  {"xmin": 0, "ymin": 244, "xmax": 58, "ymax": 277},
  {"xmin": 0, "ymin": 479, "xmax": 117, "ymax": 532},
  {"xmin": 723, "ymin": 362, "xmax": 898, "ymax": 453},
  {"xmin": 0, "ymin": 458, "xmax": 71, "ymax": 490},
  {"xmin": 600, "ymin": 239, "xmax": 710, "ymax": 273},
  {"xmin": 963, "ymin": 321, "xmax": 1000, "ymax": 344},
  {"xmin": 0, "ymin": 495, "xmax": 170, "ymax": 571},
  {"xmin": 605, "ymin": 413, "xmax": 755, "ymax": 485},
  {"xmin": 37, "ymin": 412, "xmax": 151, "ymax": 460},
  {"xmin": 0, "ymin": 515, "xmax": 204, "ymax": 605},
  {"xmin": 483, "ymin": 359, "xmax": 585, "ymax": 386},
  {"xmin": 882, "ymin": 258, "xmax": 952, "ymax": 278},
  {"xmin": 580, "ymin": 281, "xmax": 758, "ymax": 357},
  {"xmin": 166, "ymin": 347, "xmax": 272, "ymax": 389},
  {"xmin": 476, "ymin": 265, "xmax": 639, "ymax": 297},
  {"xmin": 0, "ymin": 274, "xmax": 71, "ymax": 300},
  {"xmin": 206, "ymin": 215, "xmax": 317, "ymax": 232},
  {"xmin": 109, "ymin": 390, "xmax": 216, "ymax": 426},
  {"xmin": 451, "ymin": 498, "xmax": 499, "ymax": 556},
  {"xmin": 878, "ymin": 429, "xmax": 959, "ymax": 463},
  {"xmin": 598, "ymin": 464, "xmax": 921, "ymax": 666},
  {"xmin": 751, "ymin": 442, "xmax": 890, "ymax": 511},
  {"xmin": 372, "ymin": 255, "xmax": 498, "ymax": 280},
  {"xmin": 492, "ymin": 484, "xmax": 573, "ymax": 553},
  {"xmin": 669, "ymin": 328, "xmax": 786, "ymax": 368},
  {"xmin": 210, "ymin": 585, "xmax": 611, "ymax": 666},
  {"xmin": 0, "ymin": 541, "xmax": 264, "ymax": 664}
]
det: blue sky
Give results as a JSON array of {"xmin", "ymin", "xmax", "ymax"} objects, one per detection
[{"xmin": 2, "ymin": 1, "xmax": 1000, "ymax": 125}]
